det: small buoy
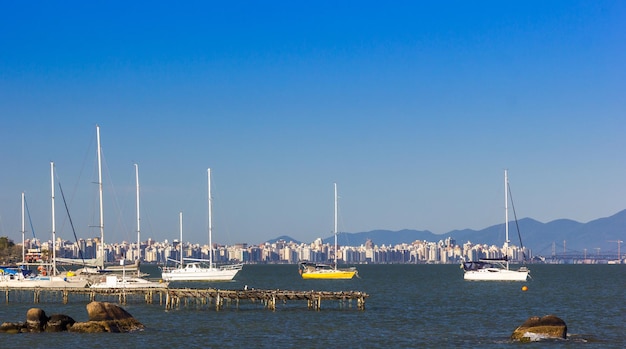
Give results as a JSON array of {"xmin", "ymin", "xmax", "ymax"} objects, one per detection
[{"xmin": 521, "ymin": 285, "xmax": 528, "ymax": 292}]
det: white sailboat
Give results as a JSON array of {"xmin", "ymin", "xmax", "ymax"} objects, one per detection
[
  {"xmin": 0, "ymin": 164, "xmax": 90, "ymax": 289},
  {"xmin": 299, "ymin": 183, "xmax": 358, "ymax": 279},
  {"xmin": 161, "ymin": 168, "xmax": 242, "ymax": 282},
  {"xmin": 462, "ymin": 170, "xmax": 529, "ymax": 281},
  {"xmin": 89, "ymin": 162, "xmax": 166, "ymax": 289},
  {"xmin": 55, "ymin": 125, "xmax": 105, "ymax": 272},
  {"xmin": 90, "ymin": 274, "xmax": 168, "ymax": 289}
]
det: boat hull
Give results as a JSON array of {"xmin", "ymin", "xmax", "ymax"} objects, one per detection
[
  {"xmin": 463, "ymin": 268, "xmax": 529, "ymax": 281},
  {"xmin": 0, "ymin": 275, "xmax": 90, "ymax": 288},
  {"xmin": 161, "ymin": 263, "xmax": 242, "ymax": 282},
  {"xmin": 90, "ymin": 275, "xmax": 168, "ymax": 289},
  {"xmin": 300, "ymin": 269, "xmax": 357, "ymax": 280}
]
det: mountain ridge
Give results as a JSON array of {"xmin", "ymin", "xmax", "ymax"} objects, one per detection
[{"xmin": 267, "ymin": 209, "xmax": 626, "ymax": 255}]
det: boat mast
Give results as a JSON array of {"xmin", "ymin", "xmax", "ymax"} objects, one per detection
[
  {"xmin": 504, "ymin": 169, "xmax": 510, "ymax": 270},
  {"xmin": 334, "ymin": 182, "xmax": 338, "ymax": 270},
  {"xmin": 96, "ymin": 125, "xmax": 105, "ymax": 267},
  {"xmin": 21, "ymin": 192, "xmax": 25, "ymax": 266},
  {"xmin": 135, "ymin": 163, "xmax": 141, "ymax": 262},
  {"xmin": 179, "ymin": 211, "xmax": 183, "ymax": 267},
  {"xmin": 50, "ymin": 161, "xmax": 57, "ymax": 276},
  {"xmin": 208, "ymin": 168, "xmax": 213, "ymax": 269}
]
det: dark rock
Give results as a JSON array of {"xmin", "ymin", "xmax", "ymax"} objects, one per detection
[
  {"xmin": 45, "ymin": 314, "xmax": 76, "ymax": 332},
  {"xmin": 69, "ymin": 318, "xmax": 144, "ymax": 333},
  {"xmin": 0, "ymin": 322, "xmax": 26, "ymax": 334},
  {"xmin": 511, "ymin": 315, "xmax": 567, "ymax": 342}
]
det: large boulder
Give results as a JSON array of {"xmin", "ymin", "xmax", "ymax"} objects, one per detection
[
  {"xmin": 25, "ymin": 308, "xmax": 48, "ymax": 332},
  {"xmin": 86, "ymin": 301, "xmax": 135, "ymax": 321},
  {"xmin": 69, "ymin": 301, "xmax": 144, "ymax": 333},
  {"xmin": 511, "ymin": 315, "xmax": 567, "ymax": 342}
]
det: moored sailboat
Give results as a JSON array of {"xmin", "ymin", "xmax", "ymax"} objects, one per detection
[
  {"xmin": 299, "ymin": 183, "xmax": 358, "ymax": 280},
  {"xmin": 161, "ymin": 168, "xmax": 242, "ymax": 282},
  {"xmin": 0, "ymin": 164, "xmax": 90, "ymax": 289},
  {"xmin": 462, "ymin": 170, "xmax": 529, "ymax": 281}
]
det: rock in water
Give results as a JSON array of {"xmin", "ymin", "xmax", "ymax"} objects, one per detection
[
  {"xmin": 45, "ymin": 314, "xmax": 76, "ymax": 332},
  {"xmin": 25, "ymin": 308, "xmax": 48, "ymax": 332},
  {"xmin": 0, "ymin": 321, "xmax": 26, "ymax": 334},
  {"xmin": 69, "ymin": 301, "xmax": 144, "ymax": 333},
  {"xmin": 86, "ymin": 301, "xmax": 134, "ymax": 321},
  {"xmin": 511, "ymin": 315, "xmax": 567, "ymax": 342}
]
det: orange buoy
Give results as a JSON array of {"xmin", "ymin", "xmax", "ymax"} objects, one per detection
[{"xmin": 521, "ymin": 285, "xmax": 528, "ymax": 292}]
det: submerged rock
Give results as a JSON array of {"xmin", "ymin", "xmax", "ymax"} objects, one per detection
[
  {"xmin": 511, "ymin": 315, "xmax": 567, "ymax": 342},
  {"xmin": 0, "ymin": 321, "xmax": 27, "ymax": 334},
  {"xmin": 45, "ymin": 314, "xmax": 76, "ymax": 332}
]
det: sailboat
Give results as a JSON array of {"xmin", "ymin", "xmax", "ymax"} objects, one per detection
[
  {"xmin": 161, "ymin": 168, "xmax": 243, "ymax": 282},
  {"xmin": 55, "ymin": 125, "xmax": 106, "ymax": 273},
  {"xmin": 299, "ymin": 183, "xmax": 358, "ymax": 279},
  {"xmin": 462, "ymin": 170, "xmax": 530, "ymax": 281},
  {"xmin": 0, "ymin": 164, "xmax": 90, "ymax": 289},
  {"xmin": 89, "ymin": 162, "xmax": 166, "ymax": 289}
]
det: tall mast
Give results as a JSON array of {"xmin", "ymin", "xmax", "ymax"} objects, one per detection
[
  {"xmin": 21, "ymin": 192, "xmax": 25, "ymax": 266},
  {"xmin": 50, "ymin": 161, "xmax": 57, "ymax": 275},
  {"xmin": 135, "ymin": 163, "xmax": 140, "ymax": 262},
  {"xmin": 208, "ymin": 168, "xmax": 213, "ymax": 268},
  {"xmin": 179, "ymin": 211, "xmax": 183, "ymax": 267},
  {"xmin": 334, "ymin": 182, "xmax": 338, "ymax": 270},
  {"xmin": 96, "ymin": 125, "xmax": 105, "ymax": 267},
  {"xmin": 504, "ymin": 169, "xmax": 510, "ymax": 270}
]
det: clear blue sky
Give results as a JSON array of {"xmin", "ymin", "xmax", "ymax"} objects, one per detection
[{"xmin": 1, "ymin": 1, "xmax": 624, "ymax": 247}]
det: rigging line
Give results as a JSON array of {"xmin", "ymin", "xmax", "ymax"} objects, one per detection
[
  {"xmin": 58, "ymin": 181, "xmax": 87, "ymax": 266},
  {"xmin": 506, "ymin": 182, "xmax": 527, "ymax": 263},
  {"xmin": 101, "ymin": 150, "xmax": 131, "ymax": 241},
  {"xmin": 23, "ymin": 196, "xmax": 38, "ymax": 243}
]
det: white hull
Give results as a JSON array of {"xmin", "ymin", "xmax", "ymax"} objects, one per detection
[
  {"xmin": 0, "ymin": 275, "xmax": 90, "ymax": 288},
  {"xmin": 161, "ymin": 262, "xmax": 241, "ymax": 282},
  {"xmin": 464, "ymin": 268, "xmax": 529, "ymax": 281},
  {"xmin": 90, "ymin": 275, "xmax": 168, "ymax": 289}
]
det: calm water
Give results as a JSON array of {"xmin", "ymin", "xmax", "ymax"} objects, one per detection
[{"xmin": 1, "ymin": 264, "xmax": 624, "ymax": 348}]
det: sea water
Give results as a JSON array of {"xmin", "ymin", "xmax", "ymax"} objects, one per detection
[{"xmin": 1, "ymin": 264, "xmax": 624, "ymax": 348}]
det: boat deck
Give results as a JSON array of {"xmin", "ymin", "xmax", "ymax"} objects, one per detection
[{"xmin": 0, "ymin": 286, "xmax": 368, "ymax": 311}]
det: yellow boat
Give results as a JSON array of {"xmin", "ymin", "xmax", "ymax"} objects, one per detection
[
  {"xmin": 298, "ymin": 183, "xmax": 358, "ymax": 280},
  {"xmin": 299, "ymin": 262, "xmax": 357, "ymax": 279}
]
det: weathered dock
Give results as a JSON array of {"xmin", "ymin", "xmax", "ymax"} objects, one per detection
[
  {"xmin": 0, "ymin": 287, "xmax": 368, "ymax": 311},
  {"xmin": 1, "ymin": 286, "xmax": 167, "ymax": 305},
  {"xmin": 165, "ymin": 288, "xmax": 368, "ymax": 311}
]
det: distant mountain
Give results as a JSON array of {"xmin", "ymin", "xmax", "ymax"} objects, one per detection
[
  {"xmin": 266, "ymin": 235, "xmax": 301, "ymax": 244},
  {"xmin": 301, "ymin": 209, "xmax": 626, "ymax": 256}
]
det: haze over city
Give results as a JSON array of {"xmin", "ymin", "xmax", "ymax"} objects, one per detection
[{"xmin": 1, "ymin": 1, "xmax": 624, "ymax": 247}]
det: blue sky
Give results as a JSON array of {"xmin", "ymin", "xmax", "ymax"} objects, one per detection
[{"xmin": 1, "ymin": 1, "xmax": 624, "ymax": 247}]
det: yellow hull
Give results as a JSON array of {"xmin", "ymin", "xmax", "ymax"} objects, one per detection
[{"xmin": 300, "ymin": 269, "xmax": 356, "ymax": 279}]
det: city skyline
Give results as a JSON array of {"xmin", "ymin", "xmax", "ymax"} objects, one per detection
[{"xmin": 1, "ymin": 2, "xmax": 625, "ymax": 246}]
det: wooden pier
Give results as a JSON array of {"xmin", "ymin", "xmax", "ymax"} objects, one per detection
[
  {"xmin": 1, "ymin": 286, "xmax": 167, "ymax": 305},
  {"xmin": 1, "ymin": 287, "xmax": 368, "ymax": 311},
  {"xmin": 165, "ymin": 288, "xmax": 368, "ymax": 311}
]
